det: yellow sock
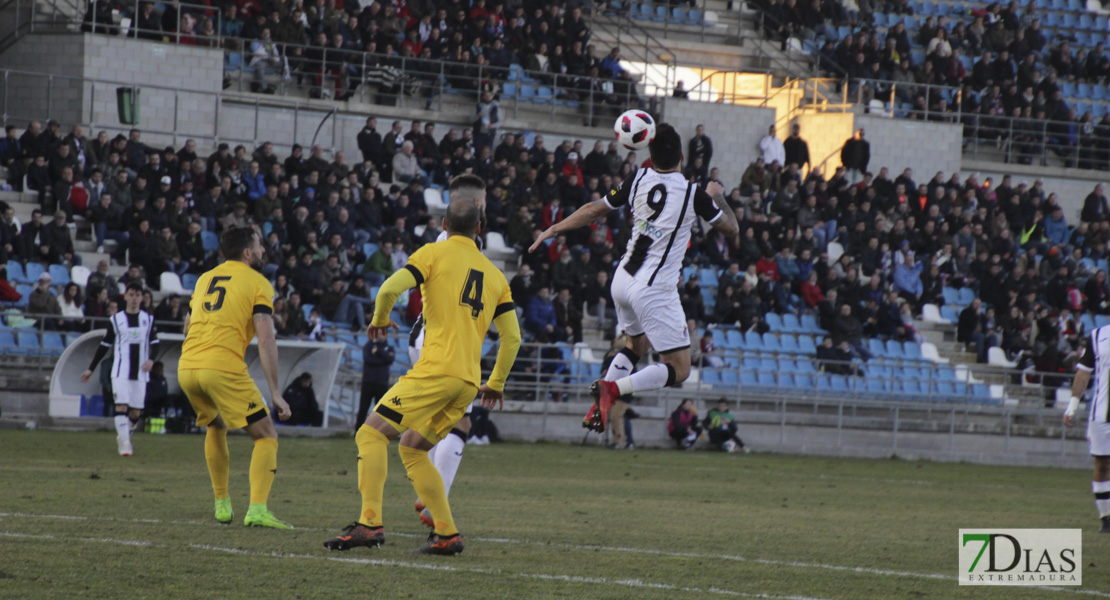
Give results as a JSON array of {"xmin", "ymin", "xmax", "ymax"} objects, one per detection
[
  {"xmin": 205, "ymin": 427, "xmax": 230, "ymax": 499},
  {"xmin": 399, "ymin": 445, "xmax": 457, "ymax": 536},
  {"xmin": 248, "ymin": 437, "xmax": 278, "ymax": 505},
  {"xmin": 356, "ymin": 425, "xmax": 390, "ymax": 527}
]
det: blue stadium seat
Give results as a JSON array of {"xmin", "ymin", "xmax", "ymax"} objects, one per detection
[
  {"xmin": 7, "ymin": 262, "xmax": 26, "ymax": 284},
  {"xmin": 800, "ymin": 314, "xmax": 822, "ymax": 333},
  {"xmin": 777, "ymin": 357, "xmax": 797, "ymax": 373},
  {"xmin": 899, "ymin": 380, "xmax": 923, "ymax": 397},
  {"xmin": 16, "ymin": 331, "xmax": 39, "ymax": 354},
  {"xmin": 793, "ymin": 373, "xmax": 814, "ymax": 388},
  {"xmin": 865, "ymin": 379, "xmax": 888, "ymax": 396},
  {"xmin": 508, "ymin": 64, "xmax": 523, "ymax": 81},
  {"xmin": 744, "ymin": 331, "xmax": 764, "ymax": 350},
  {"xmin": 1082, "ymin": 313, "xmax": 1097, "ymax": 332},
  {"xmin": 739, "ymin": 372, "xmax": 757, "ymax": 387},
  {"xmin": 682, "ymin": 266, "xmax": 698, "ymax": 280},
  {"xmin": 519, "ymin": 85, "xmax": 536, "ymax": 100},
  {"xmin": 534, "ymin": 87, "xmax": 553, "ymax": 104},
  {"xmin": 940, "ymin": 305, "xmax": 959, "ymax": 322},
  {"xmin": 633, "ymin": 3, "xmax": 652, "ymax": 20},
  {"xmin": 1063, "ymin": 13, "xmax": 1078, "ymax": 29},
  {"xmin": 756, "ymin": 372, "xmax": 777, "ymax": 389},
  {"xmin": 182, "ymin": 273, "xmax": 198, "ymax": 290},
  {"xmin": 42, "ymin": 332, "xmax": 65, "ymax": 354},
  {"xmin": 14, "ymin": 285, "xmax": 31, "ymax": 307},
  {"xmin": 794, "ymin": 359, "xmax": 816, "ymax": 374},
  {"xmin": 1078, "ymin": 83, "xmax": 1094, "ymax": 99},
  {"xmin": 0, "ymin": 330, "xmax": 14, "ymax": 347},
  {"xmin": 957, "ymin": 287, "xmax": 975, "ymax": 305},
  {"xmin": 781, "ymin": 313, "xmax": 802, "ymax": 333},
  {"xmin": 224, "ymin": 52, "xmax": 242, "ymax": 71},
  {"xmin": 699, "ymin": 268, "xmax": 718, "ymax": 288},
  {"xmin": 726, "ymin": 329, "xmax": 744, "ymax": 349},
  {"xmin": 886, "ymin": 340, "xmax": 906, "ymax": 359},
  {"xmin": 869, "ymin": 338, "xmax": 888, "ymax": 359},
  {"xmin": 762, "ymin": 332, "xmax": 781, "ymax": 352},
  {"xmin": 828, "ymin": 374, "xmax": 850, "ymax": 392},
  {"xmin": 798, "ymin": 335, "xmax": 816, "ymax": 354},
  {"xmin": 362, "ymin": 242, "xmax": 379, "ymax": 257},
  {"xmin": 652, "ymin": 4, "xmax": 667, "ymax": 21},
  {"xmin": 672, "ymin": 6, "xmax": 687, "ymax": 21},
  {"xmin": 49, "ymin": 264, "xmax": 70, "ymax": 287},
  {"xmin": 758, "ymin": 357, "xmax": 777, "ymax": 371},
  {"xmin": 721, "ymin": 370, "xmax": 739, "ymax": 385},
  {"xmin": 24, "ymin": 263, "xmax": 45, "ymax": 285},
  {"xmin": 780, "ymin": 335, "xmax": 800, "ymax": 353},
  {"xmin": 903, "ymin": 342, "xmax": 923, "ymax": 361},
  {"xmin": 712, "ymin": 328, "xmax": 728, "ymax": 348},
  {"xmin": 201, "ymin": 231, "xmax": 218, "ymax": 252},
  {"xmin": 685, "ymin": 8, "xmax": 702, "ymax": 24},
  {"xmin": 942, "ymin": 287, "xmax": 959, "ymax": 304},
  {"xmin": 765, "ymin": 313, "xmax": 784, "ymax": 331}
]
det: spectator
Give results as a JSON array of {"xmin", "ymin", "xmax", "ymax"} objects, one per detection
[
  {"xmin": 157, "ymin": 225, "xmax": 188, "ymax": 277},
  {"xmin": 57, "ymin": 282, "xmax": 84, "ymax": 331},
  {"xmin": 45, "ymin": 210, "xmax": 79, "ymax": 267},
  {"xmin": 704, "ymin": 399, "xmax": 748, "ymax": 453},
  {"xmin": 525, "ymin": 285, "xmax": 560, "ymax": 342},
  {"xmin": 28, "ymin": 272, "xmax": 62, "ymax": 329},
  {"xmin": 553, "ymin": 287, "xmax": 582, "ymax": 343},
  {"xmin": 759, "ymin": 124, "xmax": 785, "ymax": 168},
  {"xmin": 667, "ymin": 399, "xmax": 702, "ymax": 450},
  {"xmin": 282, "ymin": 373, "xmax": 324, "ymax": 426},
  {"xmin": 358, "ymin": 338, "xmax": 395, "ymax": 429},
  {"xmin": 783, "ymin": 123, "xmax": 811, "ymax": 171},
  {"xmin": 840, "ymin": 128, "xmax": 870, "ymax": 183},
  {"xmin": 688, "ymin": 124, "xmax": 713, "ymax": 181}
]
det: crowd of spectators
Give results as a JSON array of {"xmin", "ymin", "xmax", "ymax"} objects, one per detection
[
  {"xmin": 756, "ymin": 0, "xmax": 1110, "ymax": 168},
  {"xmin": 78, "ymin": 0, "xmax": 643, "ymax": 118},
  {"xmin": 2, "ymin": 104, "xmax": 1106, "ymax": 381}
]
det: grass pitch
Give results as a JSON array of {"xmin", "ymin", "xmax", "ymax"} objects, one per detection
[{"xmin": 0, "ymin": 430, "xmax": 1106, "ymax": 599}]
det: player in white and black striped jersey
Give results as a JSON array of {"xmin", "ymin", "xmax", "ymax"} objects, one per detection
[
  {"xmin": 1066, "ymin": 327, "xmax": 1110, "ymax": 532},
  {"xmin": 528, "ymin": 123, "xmax": 739, "ymax": 434},
  {"xmin": 81, "ymin": 281, "xmax": 160, "ymax": 457}
]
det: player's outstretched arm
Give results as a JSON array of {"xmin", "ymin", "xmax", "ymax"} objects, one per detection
[
  {"xmin": 528, "ymin": 199, "xmax": 612, "ymax": 253},
  {"xmin": 1065, "ymin": 369, "xmax": 1092, "ymax": 427},
  {"xmin": 367, "ymin": 267, "xmax": 418, "ymax": 339},
  {"xmin": 480, "ymin": 309, "xmax": 522, "ymax": 410},
  {"xmin": 255, "ymin": 313, "xmax": 291, "ymax": 421},
  {"xmin": 705, "ymin": 181, "xmax": 739, "ymax": 240}
]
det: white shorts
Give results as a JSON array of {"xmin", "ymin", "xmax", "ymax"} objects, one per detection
[
  {"xmin": 1089, "ymin": 419, "xmax": 1110, "ymax": 456},
  {"xmin": 112, "ymin": 378, "xmax": 146, "ymax": 409},
  {"xmin": 408, "ymin": 343, "xmax": 474, "ymax": 416},
  {"xmin": 611, "ymin": 268, "xmax": 691, "ymax": 354}
]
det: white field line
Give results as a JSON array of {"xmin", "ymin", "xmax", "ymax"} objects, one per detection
[
  {"xmin": 1, "ymin": 511, "xmax": 1108, "ymax": 596},
  {"xmin": 0, "ymin": 531, "xmax": 833, "ymax": 600}
]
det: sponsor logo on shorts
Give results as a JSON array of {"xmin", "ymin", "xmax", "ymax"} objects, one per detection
[
  {"xmin": 248, "ymin": 402, "xmax": 258, "ymax": 410},
  {"xmin": 389, "ymin": 396, "xmax": 402, "ymax": 407}
]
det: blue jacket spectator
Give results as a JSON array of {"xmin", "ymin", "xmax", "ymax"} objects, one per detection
[
  {"xmin": 1044, "ymin": 207, "xmax": 1068, "ymax": 246},
  {"xmin": 776, "ymin": 250, "xmax": 800, "ymax": 282},
  {"xmin": 525, "ymin": 287, "xmax": 558, "ymax": 339},
  {"xmin": 893, "ymin": 258, "xmax": 923, "ymax": 297},
  {"xmin": 244, "ymin": 163, "xmax": 267, "ymax": 200}
]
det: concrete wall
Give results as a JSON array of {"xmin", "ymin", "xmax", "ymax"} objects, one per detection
[
  {"xmin": 493, "ymin": 401, "xmax": 1089, "ymax": 469},
  {"xmin": 0, "ymin": 34, "xmax": 86, "ymax": 127},
  {"xmin": 855, "ymin": 114, "xmax": 963, "ymax": 185},
  {"xmin": 793, "ymin": 111, "xmax": 855, "ymax": 177},
  {"xmin": 661, "ymin": 96, "xmax": 775, "ymax": 188},
  {"xmin": 964, "ymin": 162, "xmax": 1109, "ymax": 226}
]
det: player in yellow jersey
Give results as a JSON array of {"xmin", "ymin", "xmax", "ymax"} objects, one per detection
[
  {"xmin": 323, "ymin": 179, "xmax": 521, "ymax": 556},
  {"xmin": 179, "ymin": 227, "xmax": 294, "ymax": 529}
]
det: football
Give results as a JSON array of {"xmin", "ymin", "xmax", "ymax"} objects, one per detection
[{"xmin": 614, "ymin": 110, "xmax": 656, "ymax": 151}]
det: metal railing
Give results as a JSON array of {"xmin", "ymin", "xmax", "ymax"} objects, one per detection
[{"xmin": 849, "ymin": 77, "xmax": 1110, "ymax": 169}]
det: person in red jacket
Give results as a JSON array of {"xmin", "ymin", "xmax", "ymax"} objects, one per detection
[{"xmin": 667, "ymin": 399, "xmax": 702, "ymax": 449}]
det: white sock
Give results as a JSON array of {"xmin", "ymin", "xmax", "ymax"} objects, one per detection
[
  {"xmin": 114, "ymin": 415, "xmax": 132, "ymax": 443},
  {"xmin": 604, "ymin": 349, "xmax": 637, "ymax": 381},
  {"xmin": 432, "ymin": 431, "xmax": 467, "ymax": 497},
  {"xmin": 426, "ymin": 442, "xmax": 439, "ymax": 465},
  {"xmin": 616, "ymin": 363, "xmax": 671, "ymax": 396},
  {"xmin": 1094, "ymin": 481, "xmax": 1110, "ymax": 517}
]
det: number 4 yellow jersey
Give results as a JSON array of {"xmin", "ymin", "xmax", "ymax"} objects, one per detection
[
  {"xmin": 405, "ymin": 234, "xmax": 513, "ymax": 387},
  {"xmin": 180, "ymin": 260, "xmax": 275, "ymax": 374}
]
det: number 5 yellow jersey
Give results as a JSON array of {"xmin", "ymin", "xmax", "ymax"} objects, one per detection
[
  {"xmin": 180, "ymin": 260, "xmax": 276, "ymax": 374},
  {"xmin": 405, "ymin": 234, "xmax": 513, "ymax": 387}
]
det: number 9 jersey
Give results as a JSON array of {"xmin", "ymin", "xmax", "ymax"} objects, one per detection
[
  {"xmin": 403, "ymin": 235, "xmax": 514, "ymax": 388},
  {"xmin": 180, "ymin": 260, "xmax": 276, "ymax": 374}
]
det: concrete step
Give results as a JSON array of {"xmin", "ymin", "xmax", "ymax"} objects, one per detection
[{"xmin": 0, "ymin": 189, "xmax": 38, "ymax": 205}]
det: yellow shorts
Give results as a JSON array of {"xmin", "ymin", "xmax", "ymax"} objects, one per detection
[
  {"xmin": 373, "ymin": 374, "xmax": 477, "ymax": 445},
  {"xmin": 178, "ymin": 368, "xmax": 269, "ymax": 430}
]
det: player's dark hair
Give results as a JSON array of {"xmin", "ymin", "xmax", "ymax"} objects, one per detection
[
  {"xmin": 444, "ymin": 199, "xmax": 481, "ymax": 235},
  {"xmin": 449, "ymin": 173, "xmax": 486, "ymax": 195},
  {"xmin": 220, "ymin": 226, "xmax": 257, "ymax": 262},
  {"xmin": 648, "ymin": 123, "xmax": 682, "ymax": 170},
  {"xmin": 126, "ymin": 281, "xmax": 144, "ymax": 293}
]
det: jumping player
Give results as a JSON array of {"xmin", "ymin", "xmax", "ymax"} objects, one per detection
[{"xmin": 528, "ymin": 123, "xmax": 739, "ymax": 432}]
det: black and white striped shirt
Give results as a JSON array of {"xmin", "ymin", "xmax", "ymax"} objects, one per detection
[
  {"xmin": 1078, "ymin": 327, "xmax": 1109, "ymax": 423},
  {"xmin": 88, "ymin": 310, "xmax": 159, "ymax": 382},
  {"xmin": 605, "ymin": 168, "xmax": 723, "ymax": 288}
]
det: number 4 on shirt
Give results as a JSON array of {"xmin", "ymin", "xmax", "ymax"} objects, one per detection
[{"xmin": 459, "ymin": 269, "xmax": 484, "ymax": 318}]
